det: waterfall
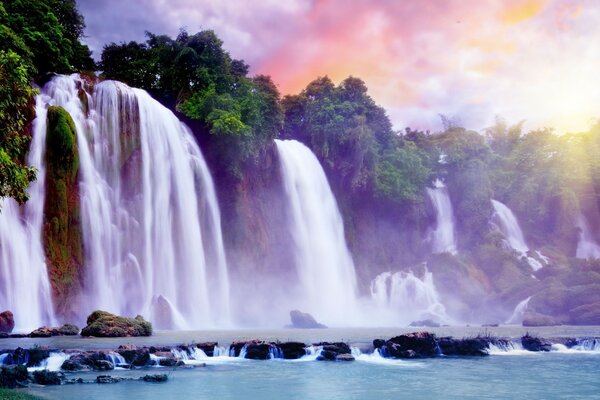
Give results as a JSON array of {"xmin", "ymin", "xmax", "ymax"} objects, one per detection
[
  {"xmin": 30, "ymin": 74, "xmax": 230, "ymax": 329},
  {"xmin": 0, "ymin": 87, "xmax": 60, "ymax": 332},
  {"xmin": 275, "ymin": 139, "xmax": 358, "ymax": 325},
  {"xmin": 426, "ymin": 179, "xmax": 457, "ymax": 254},
  {"xmin": 505, "ymin": 296, "xmax": 531, "ymax": 324},
  {"xmin": 575, "ymin": 214, "xmax": 600, "ymax": 259},
  {"xmin": 491, "ymin": 200, "xmax": 529, "ymax": 254},
  {"xmin": 369, "ymin": 270, "xmax": 448, "ymax": 325},
  {"xmin": 491, "ymin": 200, "xmax": 542, "ymax": 271}
]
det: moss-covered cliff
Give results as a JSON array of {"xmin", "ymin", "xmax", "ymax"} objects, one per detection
[{"xmin": 43, "ymin": 106, "xmax": 83, "ymax": 318}]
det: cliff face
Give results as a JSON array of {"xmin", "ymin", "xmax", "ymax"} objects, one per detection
[{"xmin": 43, "ymin": 106, "xmax": 83, "ymax": 319}]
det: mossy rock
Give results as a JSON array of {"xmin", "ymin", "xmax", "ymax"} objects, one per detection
[{"xmin": 81, "ymin": 310, "xmax": 152, "ymax": 337}]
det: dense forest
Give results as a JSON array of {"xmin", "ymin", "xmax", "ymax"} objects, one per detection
[{"xmin": 2, "ymin": 0, "xmax": 600, "ymax": 326}]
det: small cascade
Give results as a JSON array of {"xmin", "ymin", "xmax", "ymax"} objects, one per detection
[
  {"xmin": 213, "ymin": 346, "xmax": 228, "ymax": 357},
  {"xmin": 576, "ymin": 214, "xmax": 600, "ymax": 259},
  {"xmin": 427, "ymin": 179, "xmax": 457, "ymax": 254},
  {"xmin": 0, "ymin": 92, "xmax": 57, "ymax": 331},
  {"xmin": 369, "ymin": 269, "xmax": 448, "ymax": 325},
  {"xmin": 569, "ymin": 339, "xmax": 600, "ymax": 352},
  {"xmin": 268, "ymin": 346, "xmax": 284, "ymax": 359},
  {"xmin": 487, "ymin": 340, "xmax": 527, "ymax": 355},
  {"xmin": 29, "ymin": 352, "xmax": 71, "ymax": 372},
  {"xmin": 238, "ymin": 345, "xmax": 248, "ymax": 359},
  {"xmin": 105, "ymin": 352, "xmax": 127, "ymax": 367},
  {"xmin": 275, "ymin": 139, "xmax": 358, "ymax": 326},
  {"xmin": 491, "ymin": 200, "xmax": 543, "ymax": 271},
  {"xmin": 35, "ymin": 74, "xmax": 230, "ymax": 329},
  {"xmin": 505, "ymin": 296, "xmax": 531, "ymax": 324}
]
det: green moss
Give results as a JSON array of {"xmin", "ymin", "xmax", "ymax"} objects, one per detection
[
  {"xmin": 0, "ymin": 388, "xmax": 42, "ymax": 400},
  {"xmin": 43, "ymin": 106, "xmax": 83, "ymax": 317},
  {"xmin": 81, "ymin": 310, "xmax": 152, "ymax": 337}
]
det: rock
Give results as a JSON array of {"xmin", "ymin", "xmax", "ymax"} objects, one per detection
[
  {"xmin": 26, "ymin": 347, "xmax": 50, "ymax": 367},
  {"xmin": 230, "ymin": 340, "xmax": 276, "ymax": 360},
  {"xmin": 335, "ymin": 353, "xmax": 355, "ymax": 361},
  {"xmin": 93, "ymin": 360, "xmax": 114, "ymax": 371},
  {"xmin": 142, "ymin": 374, "xmax": 168, "ymax": 383},
  {"xmin": 409, "ymin": 319, "xmax": 441, "ymax": 328},
  {"xmin": 96, "ymin": 375, "xmax": 123, "ymax": 384},
  {"xmin": 289, "ymin": 310, "xmax": 327, "ymax": 329},
  {"xmin": 0, "ymin": 332, "xmax": 7, "ymax": 339},
  {"xmin": 0, "ymin": 311, "xmax": 15, "ymax": 334},
  {"xmin": 81, "ymin": 311, "xmax": 152, "ymax": 337},
  {"xmin": 62, "ymin": 352, "xmax": 114, "ymax": 371},
  {"xmin": 569, "ymin": 302, "xmax": 600, "ymax": 325},
  {"xmin": 158, "ymin": 358, "xmax": 184, "ymax": 367},
  {"xmin": 196, "ymin": 342, "xmax": 218, "ymax": 357},
  {"xmin": 278, "ymin": 342, "xmax": 306, "ymax": 359},
  {"xmin": 437, "ymin": 337, "xmax": 489, "ymax": 356},
  {"xmin": 315, "ymin": 342, "xmax": 351, "ymax": 361},
  {"xmin": 30, "ymin": 324, "xmax": 78, "ymax": 338},
  {"xmin": 61, "ymin": 359, "xmax": 90, "ymax": 372},
  {"xmin": 32, "ymin": 370, "xmax": 64, "ymax": 385},
  {"xmin": 373, "ymin": 339, "xmax": 385, "ymax": 349},
  {"xmin": 522, "ymin": 311, "xmax": 563, "ymax": 326},
  {"xmin": 0, "ymin": 365, "xmax": 29, "ymax": 388},
  {"xmin": 117, "ymin": 345, "xmax": 150, "ymax": 366},
  {"xmin": 521, "ymin": 334, "xmax": 552, "ymax": 352},
  {"xmin": 381, "ymin": 332, "xmax": 439, "ymax": 358}
]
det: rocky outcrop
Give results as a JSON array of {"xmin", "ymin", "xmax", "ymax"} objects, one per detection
[
  {"xmin": 32, "ymin": 370, "xmax": 64, "ymax": 385},
  {"xmin": 375, "ymin": 332, "xmax": 439, "ymax": 358},
  {"xmin": 0, "ymin": 365, "xmax": 29, "ymax": 388},
  {"xmin": 61, "ymin": 352, "xmax": 114, "ymax": 371},
  {"xmin": 521, "ymin": 334, "xmax": 552, "ymax": 352},
  {"xmin": 437, "ymin": 337, "xmax": 489, "ymax": 356},
  {"xmin": 289, "ymin": 310, "xmax": 327, "ymax": 329},
  {"xmin": 81, "ymin": 311, "xmax": 152, "ymax": 337},
  {"xmin": 196, "ymin": 342, "xmax": 218, "ymax": 357},
  {"xmin": 43, "ymin": 106, "xmax": 83, "ymax": 318},
  {"xmin": 315, "ymin": 342, "xmax": 351, "ymax": 361},
  {"xmin": 30, "ymin": 324, "xmax": 79, "ymax": 337},
  {"xmin": 116, "ymin": 345, "xmax": 150, "ymax": 366},
  {"xmin": 0, "ymin": 311, "xmax": 14, "ymax": 334},
  {"xmin": 278, "ymin": 342, "xmax": 307, "ymax": 359}
]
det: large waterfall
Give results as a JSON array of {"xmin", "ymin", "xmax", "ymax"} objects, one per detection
[
  {"xmin": 575, "ymin": 214, "xmax": 600, "ymax": 259},
  {"xmin": 275, "ymin": 139, "xmax": 358, "ymax": 325},
  {"xmin": 3, "ymin": 74, "xmax": 231, "ymax": 330},
  {"xmin": 427, "ymin": 179, "xmax": 457, "ymax": 254},
  {"xmin": 491, "ymin": 200, "xmax": 529, "ymax": 254},
  {"xmin": 0, "ymin": 94, "xmax": 56, "ymax": 332}
]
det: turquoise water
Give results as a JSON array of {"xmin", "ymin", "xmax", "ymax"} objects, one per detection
[
  {"xmin": 24, "ymin": 352, "xmax": 600, "ymax": 399},
  {"xmin": 9, "ymin": 327, "xmax": 600, "ymax": 399}
]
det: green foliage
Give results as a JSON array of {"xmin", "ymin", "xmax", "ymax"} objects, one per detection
[
  {"xmin": 81, "ymin": 310, "xmax": 152, "ymax": 337},
  {"xmin": 0, "ymin": 388, "xmax": 42, "ymax": 400}
]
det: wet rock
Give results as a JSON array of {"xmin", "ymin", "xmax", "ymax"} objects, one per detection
[
  {"xmin": 81, "ymin": 311, "xmax": 152, "ymax": 337},
  {"xmin": 196, "ymin": 342, "xmax": 218, "ymax": 357},
  {"xmin": 437, "ymin": 337, "xmax": 490, "ymax": 356},
  {"xmin": 158, "ymin": 358, "xmax": 184, "ymax": 367},
  {"xmin": 0, "ymin": 365, "xmax": 29, "ymax": 388},
  {"xmin": 521, "ymin": 334, "xmax": 552, "ymax": 352},
  {"xmin": 26, "ymin": 347, "xmax": 50, "ymax": 367},
  {"xmin": 278, "ymin": 342, "xmax": 306, "ymax": 359},
  {"xmin": 289, "ymin": 310, "xmax": 327, "ymax": 329},
  {"xmin": 373, "ymin": 339, "xmax": 385, "ymax": 349},
  {"xmin": 381, "ymin": 332, "xmax": 439, "ymax": 358},
  {"xmin": 0, "ymin": 311, "xmax": 14, "ymax": 334},
  {"xmin": 335, "ymin": 353, "xmax": 355, "ymax": 361},
  {"xmin": 30, "ymin": 324, "xmax": 79, "ymax": 337},
  {"xmin": 315, "ymin": 342, "xmax": 351, "ymax": 361},
  {"xmin": 117, "ymin": 345, "xmax": 150, "ymax": 366},
  {"xmin": 32, "ymin": 370, "xmax": 64, "ymax": 385},
  {"xmin": 62, "ymin": 352, "xmax": 114, "ymax": 371},
  {"xmin": 409, "ymin": 319, "xmax": 441, "ymax": 328},
  {"xmin": 96, "ymin": 375, "xmax": 123, "ymax": 384},
  {"xmin": 230, "ymin": 340, "xmax": 277, "ymax": 360},
  {"xmin": 142, "ymin": 374, "xmax": 168, "ymax": 383}
]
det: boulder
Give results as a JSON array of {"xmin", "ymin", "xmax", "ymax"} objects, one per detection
[
  {"xmin": 278, "ymin": 342, "xmax": 307, "ymax": 359},
  {"xmin": 96, "ymin": 375, "xmax": 123, "ymax": 384},
  {"xmin": 81, "ymin": 311, "xmax": 152, "ymax": 337},
  {"xmin": 142, "ymin": 374, "xmax": 168, "ymax": 383},
  {"xmin": 0, "ymin": 365, "xmax": 29, "ymax": 388},
  {"xmin": 117, "ymin": 345, "xmax": 150, "ymax": 366},
  {"xmin": 196, "ymin": 342, "xmax": 218, "ymax": 357},
  {"xmin": 32, "ymin": 370, "xmax": 64, "ymax": 385},
  {"xmin": 380, "ymin": 332, "xmax": 439, "ymax": 358},
  {"xmin": 437, "ymin": 337, "xmax": 489, "ymax": 356},
  {"xmin": 0, "ymin": 311, "xmax": 14, "ymax": 334},
  {"xmin": 30, "ymin": 324, "xmax": 78, "ymax": 338},
  {"xmin": 315, "ymin": 342, "xmax": 351, "ymax": 361},
  {"xmin": 289, "ymin": 310, "xmax": 327, "ymax": 329},
  {"xmin": 61, "ymin": 351, "xmax": 114, "ymax": 371},
  {"xmin": 26, "ymin": 347, "xmax": 50, "ymax": 367},
  {"xmin": 409, "ymin": 319, "xmax": 441, "ymax": 328},
  {"xmin": 230, "ymin": 340, "xmax": 277, "ymax": 360},
  {"xmin": 521, "ymin": 334, "xmax": 552, "ymax": 352}
]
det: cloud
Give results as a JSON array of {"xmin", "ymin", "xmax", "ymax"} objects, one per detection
[{"xmin": 77, "ymin": 0, "xmax": 600, "ymax": 133}]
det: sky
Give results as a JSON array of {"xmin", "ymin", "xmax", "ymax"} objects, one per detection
[{"xmin": 77, "ymin": 0, "xmax": 600, "ymax": 133}]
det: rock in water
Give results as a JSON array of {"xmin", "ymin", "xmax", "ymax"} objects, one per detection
[
  {"xmin": 0, "ymin": 311, "xmax": 14, "ymax": 334},
  {"xmin": 142, "ymin": 374, "xmax": 168, "ymax": 383},
  {"xmin": 521, "ymin": 334, "xmax": 552, "ymax": 352},
  {"xmin": 81, "ymin": 311, "xmax": 152, "ymax": 337},
  {"xmin": 30, "ymin": 324, "xmax": 80, "ymax": 337},
  {"xmin": 289, "ymin": 310, "xmax": 327, "ymax": 329}
]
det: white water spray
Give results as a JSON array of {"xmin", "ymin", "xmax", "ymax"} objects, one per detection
[
  {"xmin": 427, "ymin": 179, "xmax": 457, "ymax": 254},
  {"xmin": 275, "ymin": 139, "xmax": 358, "ymax": 325},
  {"xmin": 575, "ymin": 214, "xmax": 600, "ymax": 259}
]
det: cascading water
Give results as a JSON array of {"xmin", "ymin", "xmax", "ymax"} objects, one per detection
[
  {"xmin": 505, "ymin": 296, "xmax": 531, "ymax": 324},
  {"xmin": 491, "ymin": 199, "xmax": 543, "ymax": 271},
  {"xmin": 575, "ymin": 214, "xmax": 600, "ymax": 259},
  {"xmin": 0, "ymin": 87, "xmax": 61, "ymax": 332},
  {"xmin": 275, "ymin": 139, "xmax": 358, "ymax": 325},
  {"xmin": 427, "ymin": 179, "xmax": 457, "ymax": 254},
  {"xmin": 36, "ymin": 74, "xmax": 230, "ymax": 329},
  {"xmin": 369, "ymin": 269, "xmax": 448, "ymax": 325}
]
